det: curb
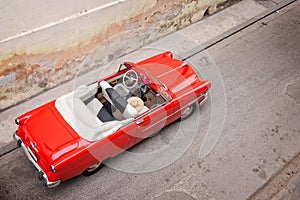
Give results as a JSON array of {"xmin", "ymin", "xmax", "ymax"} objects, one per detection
[
  {"xmin": 249, "ymin": 152, "xmax": 300, "ymax": 199},
  {"xmin": 182, "ymin": 0, "xmax": 297, "ymax": 61}
]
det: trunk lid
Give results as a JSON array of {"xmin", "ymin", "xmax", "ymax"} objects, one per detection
[{"xmin": 25, "ymin": 106, "xmax": 79, "ymax": 163}]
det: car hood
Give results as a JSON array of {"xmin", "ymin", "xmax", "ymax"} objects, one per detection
[
  {"xmin": 138, "ymin": 60, "xmax": 202, "ymax": 97},
  {"xmin": 24, "ymin": 103, "xmax": 79, "ymax": 163}
]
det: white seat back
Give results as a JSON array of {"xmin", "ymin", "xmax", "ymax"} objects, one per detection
[
  {"xmin": 100, "ymin": 81, "xmax": 138, "ymax": 118},
  {"xmin": 87, "ymin": 98, "xmax": 103, "ymax": 115}
]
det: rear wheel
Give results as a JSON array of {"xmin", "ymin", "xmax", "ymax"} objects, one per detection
[
  {"xmin": 82, "ymin": 162, "xmax": 103, "ymax": 176},
  {"xmin": 180, "ymin": 103, "xmax": 197, "ymax": 120}
]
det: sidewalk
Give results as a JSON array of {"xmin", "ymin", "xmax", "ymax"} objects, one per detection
[{"xmin": 250, "ymin": 152, "xmax": 300, "ymax": 199}]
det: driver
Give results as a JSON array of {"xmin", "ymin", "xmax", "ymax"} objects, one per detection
[
  {"xmin": 122, "ymin": 69, "xmax": 149, "ymax": 101},
  {"xmin": 127, "ymin": 97, "xmax": 144, "ymax": 112}
]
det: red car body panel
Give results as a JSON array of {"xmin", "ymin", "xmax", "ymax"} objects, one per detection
[{"xmin": 14, "ymin": 51, "xmax": 211, "ymax": 187}]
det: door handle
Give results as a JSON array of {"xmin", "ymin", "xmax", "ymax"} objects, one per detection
[{"xmin": 136, "ymin": 119, "xmax": 144, "ymax": 125}]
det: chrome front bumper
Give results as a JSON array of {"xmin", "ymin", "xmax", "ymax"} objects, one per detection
[
  {"xmin": 13, "ymin": 132, "xmax": 61, "ymax": 188},
  {"xmin": 198, "ymin": 92, "xmax": 208, "ymax": 105}
]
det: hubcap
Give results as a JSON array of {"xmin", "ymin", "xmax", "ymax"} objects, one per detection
[
  {"xmin": 86, "ymin": 162, "xmax": 101, "ymax": 172},
  {"xmin": 181, "ymin": 106, "xmax": 192, "ymax": 118}
]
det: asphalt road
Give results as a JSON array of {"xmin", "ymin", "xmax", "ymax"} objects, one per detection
[{"xmin": 0, "ymin": 1, "xmax": 299, "ymax": 199}]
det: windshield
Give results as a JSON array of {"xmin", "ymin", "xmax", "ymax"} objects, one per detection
[
  {"xmin": 138, "ymin": 68, "xmax": 170, "ymax": 101},
  {"xmin": 117, "ymin": 63, "xmax": 170, "ymax": 101}
]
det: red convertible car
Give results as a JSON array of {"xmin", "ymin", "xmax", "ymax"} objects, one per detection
[{"xmin": 14, "ymin": 51, "xmax": 211, "ymax": 187}]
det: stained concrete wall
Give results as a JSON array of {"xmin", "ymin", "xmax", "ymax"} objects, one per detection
[{"xmin": 0, "ymin": 0, "xmax": 225, "ymax": 110}]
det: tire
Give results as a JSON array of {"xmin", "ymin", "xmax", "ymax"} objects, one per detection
[
  {"xmin": 180, "ymin": 103, "xmax": 197, "ymax": 120},
  {"xmin": 82, "ymin": 162, "xmax": 103, "ymax": 176}
]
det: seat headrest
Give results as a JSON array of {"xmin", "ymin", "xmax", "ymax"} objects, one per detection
[
  {"xmin": 100, "ymin": 80, "xmax": 138, "ymax": 118},
  {"xmin": 100, "ymin": 81, "xmax": 113, "ymax": 104},
  {"xmin": 100, "ymin": 81, "xmax": 112, "ymax": 90}
]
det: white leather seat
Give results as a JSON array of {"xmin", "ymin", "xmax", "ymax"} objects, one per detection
[
  {"xmin": 87, "ymin": 98, "xmax": 114, "ymax": 122},
  {"xmin": 100, "ymin": 81, "xmax": 138, "ymax": 118},
  {"xmin": 114, "ymin": 83, "xmax": 130, "ymax": 98},
  {"xmin": 86, "ymin": 98, "xmax": 102, "ymax": 115},
  {"xmin": 55, "ymin": 93, "xmax": 123, "ymax": 142}
]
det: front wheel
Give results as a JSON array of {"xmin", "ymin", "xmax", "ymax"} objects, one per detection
[
  {"xmin": 180, "ymin": 103, "xmax": 197, "ymax": 120},
  {"xmin": 82, "ymin": 162, "xmax": 103, "ymax": 176}
]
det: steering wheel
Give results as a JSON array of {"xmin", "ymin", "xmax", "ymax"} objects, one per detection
[{"xmin": 123, "ymin": 69, "xmax": 139, "ymax": 89}]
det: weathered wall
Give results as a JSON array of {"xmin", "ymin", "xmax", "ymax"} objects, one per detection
[{"xmin": 0, "ymin": 0, "xmax": 225, "ymax": 110}]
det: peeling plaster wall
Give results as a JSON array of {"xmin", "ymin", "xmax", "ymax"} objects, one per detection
[{"xmin": 0, "ymin": 0, "xmax": 226, "ymax": 110}]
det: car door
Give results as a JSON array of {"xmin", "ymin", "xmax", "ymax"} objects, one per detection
[
  {"xmin": 87, "ymin": 121, "xmax": 137, "ymax": 161},
  {"xmin": 134, "ymin": 101, "xmax": 175, "ymax": 143},
  {"xmin": 107, "ymin": 121, "xmax": 137, "ymax": 156}
]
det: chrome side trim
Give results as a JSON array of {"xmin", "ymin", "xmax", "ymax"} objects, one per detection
[
  {"xmin": 14, "ymin": 133, "xmax": 61, "ymax": 188},
  {"xmin": 141, "ymin": 98, "xmax": 200, "ymax": 132},
  {"xmin": 136, "ymin": 102, "xmax": 166, "ymax": 119},
  {"xmin": 140, "ymin": 92, "xmax": 209, "ymax": 132},
  {"xmin": 157, "ymin": 63, "xmax": 188, "ymax": 78}
]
